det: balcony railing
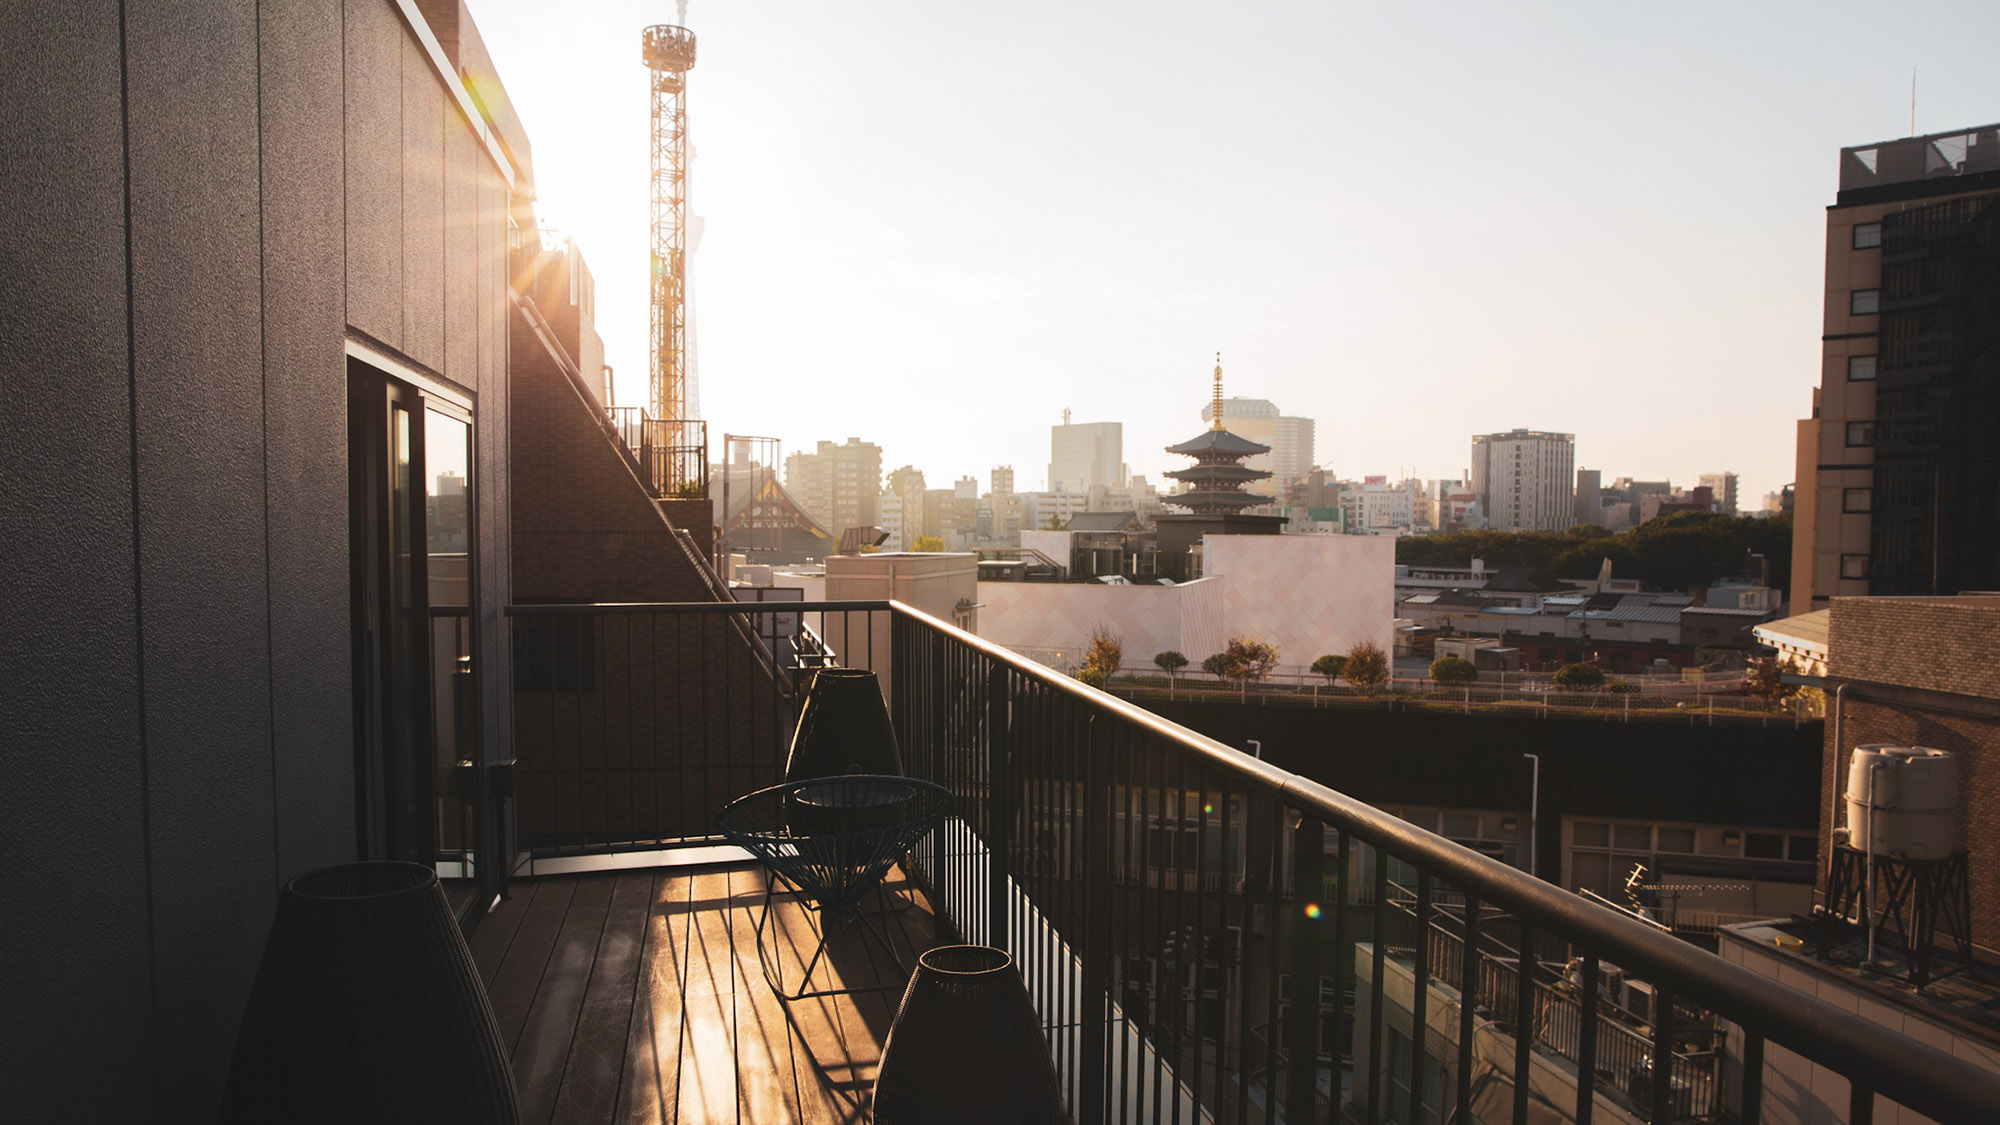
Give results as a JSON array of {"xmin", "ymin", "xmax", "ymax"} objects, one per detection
[
  {"xmin": 607, "ymin": 406, "xmax": 708, "ymax": 499},
  {"xmin": 504, "ymin": 600, "xmax": 2000, "ymax": 1124}
]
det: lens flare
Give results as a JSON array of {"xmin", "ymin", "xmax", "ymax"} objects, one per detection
[{"xmin": 1303, "ymin": 902, "xmax": 1324, "ymax": 920}]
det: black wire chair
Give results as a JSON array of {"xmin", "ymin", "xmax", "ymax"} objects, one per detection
[{"xmin": 715, "ymin": 775, "xmax": 951, "ymax": 1001}]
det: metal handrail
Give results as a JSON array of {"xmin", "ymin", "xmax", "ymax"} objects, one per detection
[{"xmin": 884, "ymin": 598, "xmax": 2000, "ymax": 1124}]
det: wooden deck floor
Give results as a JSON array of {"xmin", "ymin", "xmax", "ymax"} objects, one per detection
[{"xmin": 469, "ymin": 863, "xmax": 941, "ymax": 1125}]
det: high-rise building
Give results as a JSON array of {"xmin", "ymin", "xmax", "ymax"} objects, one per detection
[
  {"xmin": 1469, "ymin": 429, "xmax": 1575, "ymax": 532},
  {"xmin": 1198, "ymin": 396, "xmax": 1315, "ymax": 497},
  {"xmin": 1793, "ymin": 124, "xmax": 2000, "ymax": 606},
  {"xmin": 1575, "ymin": 468, "xmax": 1603, "ymax": 526},
  {"xmin": 1699, "ymin": 472, "xmax": 1739, "ymax": 516},
  {"xmin": 990, "ymin": 466, "xmax": 1014, "ymax": 496},
  {"xmin": 783, "ymin": 437, "xmax": 882, "ymax": 535},
  {"xmin": 1048, "ymin": 412, "xmax": 1125, "ymax": 491}
]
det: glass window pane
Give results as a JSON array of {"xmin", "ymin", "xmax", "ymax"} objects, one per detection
[
  {"xmin": 1851, "ymin": 289, "xmax": 1880, "ymax": 315},
  {"xmin": 1844, "ymin": 488, "xmax": 1872, "ymax": 513},
  {"xmin": 1853, "ymin": 223, "xmax": 1882, "ymax": 249},
  {"xmin": 1745, "ymin": 832, "xmax": 1785, "ymax": 859},
  {"xmin": 1790, "ymin": 835, "xmax": 1820, "ymax": 863},
  {"xmin": 1657, "ymin": 827, "xmax": 1696, "ymax": 853},
  {"xmin": 1848, "ymin": 355, "xmax": 1877, "ymax": 381},
  {"xmin": 1574, "ymin": 821, "xmax": 1610, "ymax": 848},
  {"xmin": 1614, "ymin": 824, "xmax": 1651, "ymax": 850},
  {"xmin": 1573, "ymin": 852, "xmax": 1612, "ymax": 896}
]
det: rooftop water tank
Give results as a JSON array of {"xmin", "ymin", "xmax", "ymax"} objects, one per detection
[{"xmin": 1844, "ymin": 745, "xmax": 1958, "ymax": 859}]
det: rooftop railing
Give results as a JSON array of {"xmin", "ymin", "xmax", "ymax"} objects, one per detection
[{"xmin": 505, "ymin": 599, "xmax": 2000, "ymax": 1123}]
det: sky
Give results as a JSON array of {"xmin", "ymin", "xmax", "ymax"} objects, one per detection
[{"xmin": 471, "ymin": 0, "xmax": 2000, "ymax": 504}]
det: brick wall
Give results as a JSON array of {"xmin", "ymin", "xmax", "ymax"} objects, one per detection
[
  {"xmin": 509, "ymin": 301, "xmax": 713, "ymax": 603},
  {"xmin": 1822, "ymin": 596, "xmax": 2000, "ymax": 953},
  {"xmin": 508, "ymin": 299, "xmax": 785, "ymax": 843}
]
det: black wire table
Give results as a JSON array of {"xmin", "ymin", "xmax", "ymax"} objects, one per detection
[{"xmin": 715, "ymin": 775, "xmax": 951, "ymax": 1001}]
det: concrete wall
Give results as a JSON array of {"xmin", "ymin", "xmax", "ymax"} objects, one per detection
[
  {"xmin": 976, "ymin": 576, "xmax": 1226, "ymax": 671},
  {"xmin": 1, "ymin": 2, "xmax": 515, "ymax": 1117},
  {"xmin": 1205, "ymin": 533, "xmax": 1396, "ymax": 673}
]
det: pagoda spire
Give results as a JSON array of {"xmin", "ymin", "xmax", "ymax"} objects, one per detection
[{"xmin": 1210, "ymin": 352, "xmax": 1225, "ymax": 431}]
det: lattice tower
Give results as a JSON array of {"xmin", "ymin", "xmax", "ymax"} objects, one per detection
[{"xmin": 642, "ymin": 23, "xmax": 697, "ymax": 424}]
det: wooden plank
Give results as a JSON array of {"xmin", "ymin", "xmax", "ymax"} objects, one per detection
[
  {"xmin": 617, "ymin": 871, "xmax": 692, "ymax": 1125},
  {"xmin": 552, "ymin": 872, "xmax": 656, "ymax": 1125},
  {"xmin": 764, "ymin": 875, "xmax": 881, "ymax": 1120},
  {"xmin": 488, "ymin": 879, "xmax": 580, "ymax": 1053},
  {"xmin": 514, "ymin": 875, "xmax": 618, "ymax": 1124},
  {"xmin": 469, "ymin": 882, "xmax": 535, "ymax": 987},
  {"xmin": 725, "ymin": 866, "xmax": 823, "ymax": 1124},
  {"xmin": 676, "ymin": 870, "xmax": 740, "ymax": 1124}
]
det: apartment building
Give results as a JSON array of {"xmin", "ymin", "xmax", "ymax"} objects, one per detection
[
  {"xmin": 784, "ymin": 436, "xmax": 882, "ymax": 535},
  {"xmin": 1471, "ymin": 428, "xmax": 1577, "ymax": 532},
  {"xmin": 1792, "ymin": 124, "xmax": 2000, "ymax": 606}
]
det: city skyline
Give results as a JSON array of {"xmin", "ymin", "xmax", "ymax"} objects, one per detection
[{"xmin": 472, "ymin": 0, "xmax": 2000, "ymax": 506}]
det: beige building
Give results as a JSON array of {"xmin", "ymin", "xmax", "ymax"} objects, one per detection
[
  {"xmin": 1792, "ymin": 124, "xmax": 2000, "ymax": 608},
  {"xmin": 1470, "ymin": 429, "xmax": 1575, "ymax": 532},
  {"xmin": 1198, "ymin": 396, "xmax": 1315, "ymax": 497}
]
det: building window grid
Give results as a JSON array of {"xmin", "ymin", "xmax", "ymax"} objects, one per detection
[
  {"xmin": 1851, "ymin": 289, "xmax": 1881, "ymax": 316},
  {"xmin": 1848, "ymin": 355, "xmax": 1877, "ymax": 381},
  {"xmin": 1853, "ymin": 222, "xmax": 1883, "ymax": 250}
]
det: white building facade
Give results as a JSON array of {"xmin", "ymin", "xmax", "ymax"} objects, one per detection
[{"xmin": 1470, "ymin": 429, "xmax": 1576, "ymax": 532}]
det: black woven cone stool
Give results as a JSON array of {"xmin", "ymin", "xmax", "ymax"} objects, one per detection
[
  {"xmin": 220, "ymin": 861, "xmax": 520, "ymax": 1124},
  {"xmin": 873, "ymin": 944, "xmax": 1065, "ymax": 1124},
  {"xmin": 784, "ymin": 667, "xmax": 903, "ymax": 782}
]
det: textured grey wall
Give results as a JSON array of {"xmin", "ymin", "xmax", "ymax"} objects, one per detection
[{"xmin": 0, "ymin": 0, "xmax": 519, "ymax": 1117}]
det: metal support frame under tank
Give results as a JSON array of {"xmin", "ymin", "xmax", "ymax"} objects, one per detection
[{"xmin": 1819, "ymin": 845, "xmax": 1973, "ymax": 988}]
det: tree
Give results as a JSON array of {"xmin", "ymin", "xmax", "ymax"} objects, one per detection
[
  {"xmin": 1202, "ymin": 653, "xmax": 1230, "ymax": 677},
  {"xmin": 1343, "ymin": 640, "xmax": 1389, "ymax": 692},
  {"xmin": 1153, "ymin": 651, "xmax": 1189, "ymax": 679},
  {"xmin": 1214, "ymin": 636, "xmax": 1280, "ymax": 682},
  {"xmin": 1552, "ymin": 662, "xmax": 1606, "ymax": 689},
  {"xmin": 911, "ymin": 535, "xmax": 946, "ymax": 552},
  {"xmin": 1429, "ymin": 655, "xmax": 1478, "ymax": 685},
  {"xmin": 1745, "ymin": 656, "xmax": 1797, "ymax": 702},
  {"xmin": 1080, "ymin": 625, "xmax": 1123, "ymax": 683},
  {"xmin": 1310, "ymin": 653, "xmax": 1347, "ymax": 684}
]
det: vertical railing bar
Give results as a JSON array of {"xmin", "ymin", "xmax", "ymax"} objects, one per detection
[
  {"xmin": 1287, "ymin": 813, "xmax": 1326, "ymax": 1125},
  {"xmin": 1263, "ymin": 798, "xmax": 1284, "ymax": 1125},
  {"xmin": 1184, "ymin": 756, "xmax": 1200, "ymax": 1112},
  {"xmin": 568, "ymin": 614, "xmax": 584, "ymax": 850},
  {"xmin": 1512, "ymin": 921, "xmax": 1536, "ymax": 1125},
  {"xmin": 1369, "ymin": 852, "xmax": 1389, "ymax": 1123},
  {"xmin": 1147, "ymin": 737, "xmax": 1166, "ymax": 1125},
  {"xmin": 1575, "ymin": 951, "xmax": 1598, "ymax": 1125},
  {"xmin": 1231, "ymin": 780, "xmax": 1252, "ymax": 1125},
  {"xmin": 1330, "ymin": 830, "xmax": 1353, "ymax": 1097},
  {"xmin": 1119, "ymin": 723, "xmax": 1137, "ymax": 1121},
  {"xmin": 1410, "ymin": 872, "xmax": 1432, "ymax": 1125},
  {"xmin": 675, "ymin": 610, "xmax": 688, "ymax": 854},
  {"xmin": 1741, "ymin": 1033, "xmax": 1764, "ymax": 1125},
  {"xmin": 624, "ymin": 615, "xmax": 635, "ymax": 847},
  {"xmin": 1457, "ymin": 894, "xmax": 1480, "ymax": 1125},
  {"xmin": 1167, "ymin": 748, "xmax": 1187, "ymax": 1125},
  {"xmin": 1849, "ymin": 1080, "xmax": 1875, "ymax": 1125},
  {"xmin": 650, "ymin": 615, "xmax": 662, "ymax": 852},
  {"xmin": 1081, "ymin": 713, "xmax": 1108, "ymax": 1123},
  {"xmin": 1649, "ymin": 985, "xmax": 1674, "ymax": 1125}
]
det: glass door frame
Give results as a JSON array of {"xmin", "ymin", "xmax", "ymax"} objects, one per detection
[{"xmin": 346, "ymin": 340, "xmax": 500, "ymax": 927}]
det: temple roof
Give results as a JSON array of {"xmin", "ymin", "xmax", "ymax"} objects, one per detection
[
  {"xmin": 1164, "ymin": 463, "xmax": 1269, "ymax": 484},
  {"xmin": 1164, "ymin": 428, "xmax": 1269, "ymax": 457}
]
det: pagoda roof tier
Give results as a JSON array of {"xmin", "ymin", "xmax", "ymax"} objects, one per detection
[
  {"xmin": 1165, "ymin": 428, "xmax": 1269, "ymax": 457},
  {"xmin": 1165, "ymin": 463, "xmax": 1269, "ymax": 485},
  {"xmin": 1169, "ymin": 491, "xmax": 1271, "ymax": 514}
]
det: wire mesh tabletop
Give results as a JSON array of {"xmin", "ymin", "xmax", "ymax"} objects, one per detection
[{"xmin": 715, "ymin": 776, "xmax": 951, "ymax": 1000}]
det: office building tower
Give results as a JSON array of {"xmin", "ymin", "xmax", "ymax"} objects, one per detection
[
  {"xmin": 1048, "ymin": 411, "xmax": 1125, "ymax": 491},
  {"xmin": 1699, "ymin": 472, "xmax": 1740, "ymax": 516},
  {"xmin": 1793, "ymin": 124, "xmax": 2000, "ymax": 605},
  {"xmin": 784, "ymin": 437, "xmax": 882, "ymax": 535},
  {"xmin": 1470, "ymin": 429, "xmax": 1575, "ymax": 532},
  {"xmin": 1199, "ymin": 396, "xmax": 1315, "ymax": 497}
]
